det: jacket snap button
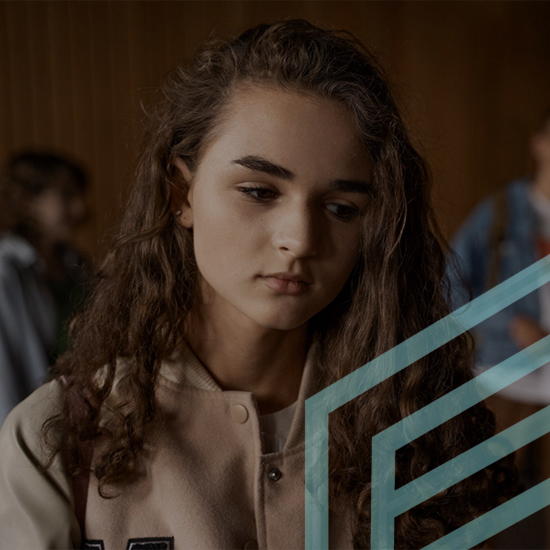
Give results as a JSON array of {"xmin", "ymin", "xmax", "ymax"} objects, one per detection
[
  {"xmin": 268, "ymin": 468, "xmax": 282, "ymax": 481},
  {"xmin": 231, "ymin": 404, "xmax": 249, "ymax": 424},
  {"xmin": 244, "ymin": 540, "xmax": 258, "ymax": 549}
]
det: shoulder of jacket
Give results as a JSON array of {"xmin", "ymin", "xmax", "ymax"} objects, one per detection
[
  {"xmin": 0, "ymin": 380, "xmax": 65, "ymax": 464},
  {"xmin": 506, "ymin": 177, "xmax": 532, "ymax": 194},
  {"xmin": 462, "ymin": 178, "xmax": 531, "ymax": 228},
  {"xmin": 0, "ymin": 380, "xmax": 78, "ymax": 549}
]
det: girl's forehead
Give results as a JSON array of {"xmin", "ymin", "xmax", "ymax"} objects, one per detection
[
  {"xmin": 224, "ymin": 83, "xmax": 349, "ymax": 121},
  {"xmin": 203, "ymin": 85, "xmax": 368, "ymax": 172}
]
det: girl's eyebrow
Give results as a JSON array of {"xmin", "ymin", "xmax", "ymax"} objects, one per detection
[
  {"xmin": 231, "ymin": 155, "xmax": 372, "ymax": 195},
  {"xmin": 232, "ymin": 155, "xmax": 294, "ymax": 180}
]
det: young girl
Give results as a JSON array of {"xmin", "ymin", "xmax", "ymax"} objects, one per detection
[{"xmin": 0, "ymin": 20, "xmax": 515, "ymax": 549}]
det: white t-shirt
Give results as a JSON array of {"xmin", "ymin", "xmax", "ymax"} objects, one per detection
[{"xmin": 259, "ymin": 401, "xmax": 297, "ymax": 454}]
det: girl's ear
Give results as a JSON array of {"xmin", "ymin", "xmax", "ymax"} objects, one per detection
[{"xmin": 172, "ymin": 157, "xmax": 194, "ymax": 229}]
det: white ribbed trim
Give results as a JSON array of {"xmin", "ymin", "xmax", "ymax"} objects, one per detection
[{"xmin": 159, "ymin": 341, "xmax": 221, "ymax": 391}]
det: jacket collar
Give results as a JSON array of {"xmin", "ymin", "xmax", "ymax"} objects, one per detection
[
  {"xmin": 159, "ymin": 335, "xmax": 322, "ymax": 450},
  {"xmin": 160, "ymin": 341, "xmax": 221, "ymax": 391},
  {"xmin": 0, "ymin": 233, "xmax": 40, "ymax": 270}
]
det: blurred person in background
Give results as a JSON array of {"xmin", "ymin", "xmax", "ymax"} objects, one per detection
[
  {"xmin": 0, "ymin": 151, "xmax": 90, "ymax": 426},
  {"xmin": 449, "ymin": 110, "xmax": 550, "ymax": 545}
]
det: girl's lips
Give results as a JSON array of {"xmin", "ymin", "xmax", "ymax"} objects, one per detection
[{"xmin": 261, "ymin": 276, "xmax": 310, "ymax": 295}]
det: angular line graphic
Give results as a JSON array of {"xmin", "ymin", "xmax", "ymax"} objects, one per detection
[{"xmin": 305, "ymin": 254, "xmax": 550, "ymax": 550}]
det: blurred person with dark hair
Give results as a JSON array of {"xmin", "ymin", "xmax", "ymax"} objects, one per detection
[{"xmin": 0, "ymin": 151, "xmax": 90, "ymax": 425}]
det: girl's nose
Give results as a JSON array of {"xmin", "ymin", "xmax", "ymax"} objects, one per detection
[{"xmin": 273, "ymin": 204, "xmax": 319, "ymax": 259}]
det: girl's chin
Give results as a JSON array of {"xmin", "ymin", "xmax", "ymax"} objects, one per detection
[{"xmin": 246, "ymin": 310, "xmax": 313, "ymax": 332}]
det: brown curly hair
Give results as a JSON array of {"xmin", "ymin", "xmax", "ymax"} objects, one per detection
[{"xmin": 44, "ymin": 19, "xmax": 518, "ymax": 548}]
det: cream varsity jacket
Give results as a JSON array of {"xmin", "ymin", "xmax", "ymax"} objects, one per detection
[{"xmin": 0, "ymin": 339, "xmax": 353, "ymax": 550}]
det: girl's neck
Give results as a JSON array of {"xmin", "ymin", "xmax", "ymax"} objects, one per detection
[{"xmin": 183, "ymin": 305, "xmax": 310, "ymax": 415}]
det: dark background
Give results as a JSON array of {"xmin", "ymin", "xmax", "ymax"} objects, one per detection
[
  {"xmin": 1, "ymin": 0, "xmax": 549, "ymax": 260},
  {"xmin": 2, "ymin": 2, "xmax": 550, "ymax": 546}
]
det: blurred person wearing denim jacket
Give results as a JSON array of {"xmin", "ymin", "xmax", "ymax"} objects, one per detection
[
  {"xmin": 449, "ymin": 112, "xmax": 550, "ymax": 404},
  {"xmin": 449, "ymin": 112, "xmax": 550, "ymax": 546}
]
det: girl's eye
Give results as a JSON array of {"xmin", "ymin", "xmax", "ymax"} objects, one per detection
[
  {"xmin": 238, "ymin": 186, "xmax": 278, "ymax": 201},
  {"xmin": 238, "ymin": 186, "xmax": 360, "ymax": 221},
  {"xmin": 327, "ymin": 203, "xmax": 361, "ymax": 221}
]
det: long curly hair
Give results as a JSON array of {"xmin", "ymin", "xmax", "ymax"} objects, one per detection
[{"xmin": 44, "ymin": 20, "xmax": 517, "ymax": 548}]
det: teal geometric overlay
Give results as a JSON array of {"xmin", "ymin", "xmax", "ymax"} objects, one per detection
[{"xmin": 305, "ymin": 254, "xmax": 550, "ymax": 550}]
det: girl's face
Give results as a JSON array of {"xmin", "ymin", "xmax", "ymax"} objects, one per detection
[{"xmin": 175, "ymin": 85, "xmax": 372, "ymax": 333}]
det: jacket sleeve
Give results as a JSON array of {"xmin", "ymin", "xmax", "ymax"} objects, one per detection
[
  {"xmin": 447, "ymin": 197, "xmax": 496, "ymax": 310},
  {"xmin": 0, "ymin": 260, "xmax": 51, "ymax": 426},
  {"xmin": 0, "ymin": 381, "xmax": 81, "ymax": 549}
]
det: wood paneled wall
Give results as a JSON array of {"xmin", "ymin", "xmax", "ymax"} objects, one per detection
[{"xmin": 2, "ymin": 1, "xmax": 550, "ymax": 260}]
